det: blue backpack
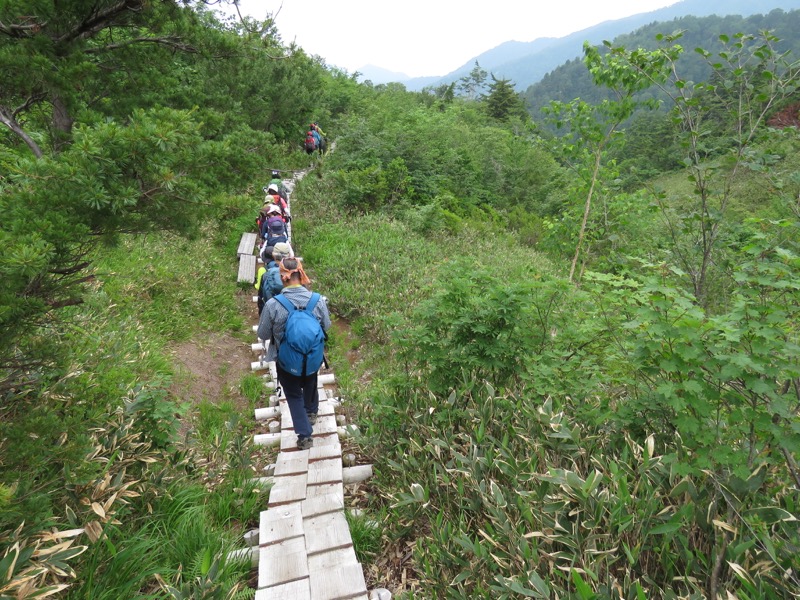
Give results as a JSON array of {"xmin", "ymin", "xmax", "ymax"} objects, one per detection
[{"xmin": 274, "ymin": 293, "xmax": 325, "ymax": 377}]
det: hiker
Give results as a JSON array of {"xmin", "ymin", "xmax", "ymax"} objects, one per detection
[
  {"xmin": 254, "ymin": 246, "xmax": 283, "ymax": 315},
  {"xmin": 257, "ymin": 257, "xmax": 331, "ymax": 450},
  {"xmin": 261, "ymin": 205, "xmax": 288, "ymax": 243},
  {"xmin": 267, "ymin": 171, "xmax": 289, "ymax": 203},
  {"xmin": 309, "ymin": 124, "xmax": 322, "ymax": 151},
  {"xmin": 304, "ymin": 129, "xmax": 317, "ymax": 155},
  {"xmin": 312, "ymin": 122, "xmax": 327, "ymax": 154},
  {"xmin": 264, "ymin": 184, "xmax": 290, "ymax": 218}
]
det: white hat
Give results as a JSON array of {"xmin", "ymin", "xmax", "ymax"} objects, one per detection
[
  {"xmin": 266, "ymin": 204, "xmax": 281, "ymax": 215},
  {"xmin": 267, "ymin": 183, "xmax": 279, "ymax": 193}
]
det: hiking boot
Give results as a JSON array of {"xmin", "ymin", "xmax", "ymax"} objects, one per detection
[
  {"xmin": 307, "ymin": 412, "xmax": 318, "ymax": 425},
  {"xmin": 297, "ymin": 436, "xmax": 314, "ymax": 450}
]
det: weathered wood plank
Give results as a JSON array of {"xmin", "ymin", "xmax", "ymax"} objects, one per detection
[
  {"xmin": 301, "ymin": 492, "xmax": 344, "ymax": 518},
  {"xmin": 259, "ymin": 502, "xmax": 303, "ymax": 546},
  {"xmin": 308, "ymin": 442, "xmax": 342, "ymax": 462},
  {"xmin": 307, "ymin": 458, "xmax": 342, "ymax": 486},
  {"xmin": 237, "ymin": 232, "xmax": 258, "ymax": 256},
  {"xmin": 267, "ymin": 473, "xmax": 308, "ymax": 507},
  {"xmin": 311, "ymin": 415, "xmax": 338, "ymax": 435},
  {"xmin": 306, "ymin": 545, "xmax": 360, "ymax": 571},
  {"xmin": 308, "ymin": 563, "xmax": 368, "ymax": 600},
  {"xmin": 305, "ymin": 482, "xmax": 343, "ymax": 500},
  {"xmin": 304, "ymin": 511, "xmax": 353, "ymax": 556},
  {"xmin": 318, "ymin": 402, "xmax": 335, "ymax": 416},
  {"xmin": 274, "ymin": 453, "xmax": 309, "ymax": 477},
  {"xmin": 237, "ymin": 253, "xmax": 257, "ymax": 283},
  {"xmin": 310, "ymin": 433, "xmax": 340, "ymax": 447},
  {"xmin": 258, "ymin": 536, "xmax": 308, "ymax": 588},
  {"xmin": 255, "ymin": 578, "xmax": 310, "ymax": 600}
]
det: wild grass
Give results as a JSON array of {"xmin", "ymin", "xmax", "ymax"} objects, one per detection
[{"xmin": 1, "ymin": 196, "xmax": 263, "ymax": 597}]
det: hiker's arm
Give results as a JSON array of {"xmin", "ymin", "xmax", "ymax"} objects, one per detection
[
  {"xmin": 317, "ymin": 296, "xmax": 332, "ymax": 332},
  {"xmin": 257, "ymin": 302, "xmax": 274, "ymax": 342}
]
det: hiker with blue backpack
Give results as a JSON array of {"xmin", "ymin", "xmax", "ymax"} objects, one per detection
[
  {"xmin": 254, "ymin": 243, "xmax": 292, "ymax": 315},
  {"xmin": 257, "ymin": 257, "xmax": 331, "ymax": 450},
  {"xmin": 312, "ymin": 122, "xmax": 327, "ymax": 155}
]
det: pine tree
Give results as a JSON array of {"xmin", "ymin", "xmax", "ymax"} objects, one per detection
[{"xmin": 485, "ymin": 76, "xmax": 527, "ymax": 121}]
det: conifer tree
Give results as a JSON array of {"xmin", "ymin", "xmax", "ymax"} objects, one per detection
[{"xmin": 485, "ymin": 75, "xmax": 527, "ymax": 121}]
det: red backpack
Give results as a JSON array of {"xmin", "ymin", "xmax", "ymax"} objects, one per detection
[{"xmin": 304, "ymin": 131, "xmax": 316, "ymax": 151}]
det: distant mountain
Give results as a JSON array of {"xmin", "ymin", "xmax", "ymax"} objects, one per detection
[
  {"xmin": 393, "ymin": 0, "xmax": 800, "ymax": 91},
  {"xmin": 356, "ymin": 65, "xmax": 410, "ymax": 85},
  {"xmin": 523, "ymin": 9, "xmax": 800, "ymax": 120}
]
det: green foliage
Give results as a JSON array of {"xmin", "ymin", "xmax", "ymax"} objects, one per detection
[
  {"xmin": 325, "ymin": 86, "xmax": 563, "ymax": 218},
  {"xmin": 484, "ymin": 76, "xmax": 528, "ymax": 122},
  {"xmin": 345, "ymin": 511, "xmax": 382, "ymax": 563},
  {"xmin": 457, "ymin": 61, "xmax": 489, "ymax": 100}
]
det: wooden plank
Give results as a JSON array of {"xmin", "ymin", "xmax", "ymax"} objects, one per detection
[
  {"xmin": 311, "ymin": 415, "xmax": 338, "ymax": 435},
  {"xmin": 237, "ymin": 232, "xmax": 258, "ymax": 256},
  {"xmin": 306, "ymin": 546, "xmax": 360, "ymax": 571},
  {"xmin": 274, "ymin": 453, "xmax": 309, "ymax": 477},
  {"xmin": 310, "ymin": 434, "xmax": 340, "ymax": 448},
  {"xmin": 258, "ymin": 536, "xmax": 309, "ymax": 588},
  {"xmin": 259, "ymin": 503, "xmax": 303, "ymax": 546},
  {"xmin": 255, "ymin": 578, "xmax": 310, "ymax": 600},
  {"xmin": 305, "ymin": 482, "xmax": 343, "ymax": 500},
  {"xmin": 304, "ymin": 511, "xmax": 353, "ymax": 556},
  {"xmin": 238, "ymin": 253, "xmax": 257, "ymax": 283},
  {"xmin": 307, "ymin": 458, "xmax": 342, "ymax": 486},
  {"xmin": 267, "ymin": 473, "xmax": 307, "ymax": 507},
  {"xmin": 308, "ymin": 563, "xmax": 368, "ymax": 600},
  {"xmin": 280, "ymin": 430, "xmax": 307, "ymax": 452},
  {"xmin": 309, "ymin": 442, "xmax": 342, "ymax": 462},
  {"xmin": 301, "ymin": 493, "xmax": 344, "ymax": 518},
  {"xmin": 318, "ymin": 402, "xmax": 335, "ymax": 416}
]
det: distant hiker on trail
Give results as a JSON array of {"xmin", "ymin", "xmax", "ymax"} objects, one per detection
[
  {"xmin": 311, "ymin": 122, "xmax": 327, "ymax": 155},
  {"xmin": 257, "ymin": 257, "xmax": 331, "ymax": 450},
  {"xmin": 304, "ymin": 129, "xmax": 317, "ymax": 155},
  {"xmin": 309, "ymin": 124, "xmax": 322, "ymax": 150}
]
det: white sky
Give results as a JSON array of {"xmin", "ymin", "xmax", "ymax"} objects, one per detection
[{"xmin": 225, "ymin": 0, "xmax": 680, "ymax": 78}]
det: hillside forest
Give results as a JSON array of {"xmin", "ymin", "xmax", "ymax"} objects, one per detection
[{"xmin": 1, "ymin": 1, "xmax": 800, "ymax": 599}]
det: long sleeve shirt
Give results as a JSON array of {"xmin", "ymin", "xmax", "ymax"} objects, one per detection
[{"xmin": 257, "ymin": 285, "xmax": 331, "ymax": 362}]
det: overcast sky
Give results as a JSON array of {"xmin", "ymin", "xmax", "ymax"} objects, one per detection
[{"xmin": 224, "ymin": 0, "xmax": 680, "ymax": 78}]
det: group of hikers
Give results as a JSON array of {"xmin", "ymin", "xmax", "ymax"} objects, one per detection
[
  {"xmin": 253, "ymin": 170, "xmax": 331, "ymax": 451},
  {"xmin": 304, "ymin": 122, "xmax": 327, "ymax": 155}
]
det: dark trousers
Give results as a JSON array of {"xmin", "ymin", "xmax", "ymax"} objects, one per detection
[{"xmin": 276, "ymin": 365, "xmax": 319, "ymax": 438}]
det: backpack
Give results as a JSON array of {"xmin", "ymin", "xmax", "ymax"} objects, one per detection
[
  {"xmin": 274, "ymin": 293, "xmax": 325, "ymax": 377},
  {"xmin": 267, "ymin": 216, "xmax": 286, "ymax": 236},
  {"xmin": 259, "ymin": 264, "xmax": 282, "ymax": 303},
  {"xmin": 304, "ymin": 132, "xmax": 316, "ymax": 152},
  {"xmin": 269, "ymin": 179, "xmax": 289, "ymax": 203}
]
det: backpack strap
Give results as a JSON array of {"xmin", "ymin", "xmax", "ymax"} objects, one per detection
[
  {"xmin": 305, "ymin": 293, "xmax": 320, "ymax": 314},
  {"xmin": 275, "ymin": 293, "xmax": 320, "ymax": 314},
  {"xmin": 274, "ymin": 294, "xmax": 295, "ymax": 314}
]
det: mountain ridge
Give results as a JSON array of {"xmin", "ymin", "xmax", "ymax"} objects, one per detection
[{"xmin": 358, "ymin": 0, "xmax": 800, "ymax": 91}]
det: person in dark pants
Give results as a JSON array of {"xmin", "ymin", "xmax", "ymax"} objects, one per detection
[{"xmin": 256, "ymin": 257, "xmax": 331, "ymax": 450}]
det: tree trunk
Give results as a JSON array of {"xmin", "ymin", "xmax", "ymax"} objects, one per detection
[
  {"xmin": 569, "ymin": 150, "xmax": 603, "ymax": 282},
  {"xmin": 51, "ymin": 95, "xmax": 74, "ymax": 153}
]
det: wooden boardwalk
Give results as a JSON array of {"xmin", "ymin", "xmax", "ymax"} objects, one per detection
[
  {"xmin": 237, "ymin": 232, "xmax": 258, "ymax": 283},
  {"xmin": 254, "ymin": 384, "xmax": 369, "ymax": 600},
  {"xmin": 242, "ymin": 176, "xmax": 372, "ymax": 600}
]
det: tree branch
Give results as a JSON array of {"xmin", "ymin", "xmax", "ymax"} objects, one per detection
[
  {"xmin": 0, "ymin": 104, "xmax": 44, "ymax": 158},
  {"xmin": 0, "ymin": 17, "xmax": 46, "ymax": 38},
  {"xmin": 55, "ymin": 0, "xmax": 145, "ymax": 45},
  {"xmin": 84, "ymin": 35, "xmax": 198, "ymax": 54}
]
